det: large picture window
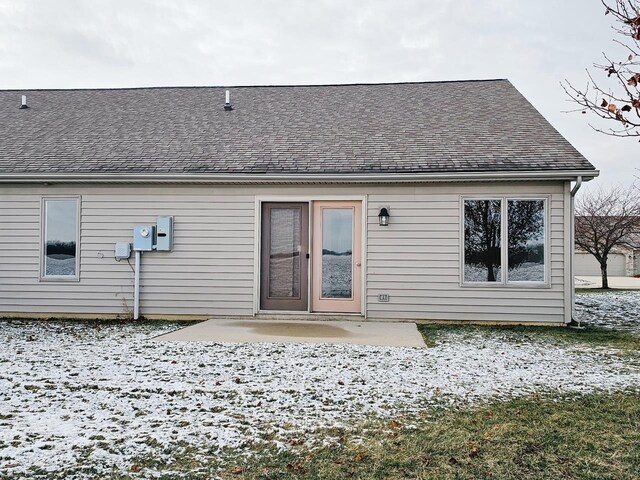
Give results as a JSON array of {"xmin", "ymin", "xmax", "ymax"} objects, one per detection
[
  {"xmin": 42, "ymin": 198, "xmax": 79, "ymax": 279},
  {"xmin": 463, "ymin": 198, "xmax": 546, "ymax": 285}
]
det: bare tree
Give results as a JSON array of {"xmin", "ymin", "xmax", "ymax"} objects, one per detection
[
  {"xmin": 575, "ymin": 185, "xmax": 640, "ymax": 288},
  {"xmin": 563, "ymin": 0, "xmax": 640, "ymax": 138}
]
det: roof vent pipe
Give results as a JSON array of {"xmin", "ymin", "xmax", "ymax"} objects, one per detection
[
  {"xmin": 19, "ymin": 95, "xmax": 29, "ymax": 109},
  {"xmin": 224, "ymin": 90, "xmax": 233, "ymax": 111}
]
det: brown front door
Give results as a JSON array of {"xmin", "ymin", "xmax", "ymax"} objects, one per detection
[{"xmin": 260, "ymin": 203, "xmax": 309, "ymax": 311}]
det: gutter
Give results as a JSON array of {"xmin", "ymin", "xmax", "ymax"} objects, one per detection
[
  {"xmin": 569, "ymin": 176, "xmax": 583, "ymax": 325},
  {"xmin": 0, "ymin": 170, "xmax": 600, "ymax": 184},
  {"xmin": 570, "ymin": 175, "xmax": 583, "ymax": 196}
]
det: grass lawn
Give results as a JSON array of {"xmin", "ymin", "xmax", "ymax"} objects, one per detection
[
  {"xmin": 1, "ymin": 290, "xmax": 639, "ymax": 478},
  {"xmin": 417, "ymin": 323, "xmax": 640, "ymax": 351},
  {"xmin": 574, "ymin": 289, "xmax": 640, "ymax": 334},
  {"xmin": 220, "ymin": 391, "xmax": 640, "ymax": 480}
]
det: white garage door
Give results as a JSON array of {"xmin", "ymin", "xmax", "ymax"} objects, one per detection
[{"xmin": 575, "ymin": 253, "xmax": 626, "ymax": 276}]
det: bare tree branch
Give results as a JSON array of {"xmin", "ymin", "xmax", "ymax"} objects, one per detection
[{"xmin": 564, "ymin": 0, "xmax": 640, "ymax": 138}]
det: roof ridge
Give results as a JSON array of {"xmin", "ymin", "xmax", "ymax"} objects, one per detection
[{"xmin": 0, "ymin": 78, "xmax": 510, "ymax": 93}]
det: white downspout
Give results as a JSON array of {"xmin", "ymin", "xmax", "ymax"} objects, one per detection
[
  {"xmin": 569, "ymin": 176, "xmax": 583, "ymax": 324},
  {"xmin": 134, "ymin": 250, "xmax": 141, "ymax": 320}
]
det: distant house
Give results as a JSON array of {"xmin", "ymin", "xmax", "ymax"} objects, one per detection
[
  {"xmin": 0, "ymin": 80, "xmax": 598, "ymax": 325},
  {"xmin": 575, "ymin": 217, "xmax": 640, "ymax": 277}
]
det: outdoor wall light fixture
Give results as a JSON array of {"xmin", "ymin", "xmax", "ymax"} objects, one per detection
[{"xmin": 378, "ymin": 207, "xmax": 390, "ymax": 226}]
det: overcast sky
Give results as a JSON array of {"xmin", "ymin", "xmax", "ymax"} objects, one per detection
[{"xmin": 0, "ymin": 0, "xmax": 636, "ymax": 194}]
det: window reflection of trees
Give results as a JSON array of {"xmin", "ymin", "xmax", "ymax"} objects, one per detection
[
  {"xmin": 508, "ymin": 200, "xmax": 545, "ymax": 282},
  {"xmin": 464, "ymin": 199, "xmax": 545, "ymax": 284},
  {"xmin": 464, "ymin": 200, "xmax": 502, "ymax": 282}
]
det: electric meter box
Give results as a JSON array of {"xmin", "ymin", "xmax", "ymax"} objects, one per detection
[
  {"xmin": 156, "ymin": 216, "xmax": 174, "ymax": 252},
  {"xmin": 133, "ymin": 225, "xmax": 155, "ymax": 251}
]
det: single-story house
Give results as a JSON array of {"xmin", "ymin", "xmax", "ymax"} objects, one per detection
[{"xmin": 0, "ymin": 80, "xmax": 598, "ymax": 325}]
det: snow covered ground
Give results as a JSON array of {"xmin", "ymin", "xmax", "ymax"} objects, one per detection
[
  {"xmin": 575, "ymin": 290, "xmax": 640, "ymax": 333},
  {"xmin": 1, "ymin": 291, "xmax": 639, "ymax": 477}
]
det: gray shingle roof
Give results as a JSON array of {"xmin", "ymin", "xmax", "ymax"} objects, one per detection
[{"xmin": 0, "ymin": 80, "xmax": 595, "ymax": 176}]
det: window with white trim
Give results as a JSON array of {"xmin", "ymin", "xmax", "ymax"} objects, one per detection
[
  {"xmin": 463, "ymin": 198, "xmax": 546, "ymax": 285},
  {"xmin": 42, "ymin": 197, "xmax": 80, "ymax": 279}
]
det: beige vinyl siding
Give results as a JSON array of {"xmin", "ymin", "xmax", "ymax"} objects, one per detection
[
  {"xmin": 366, "ymin": 183, "xmax": 566, "ymax": 324},
  {"xmin": 0, "ymin": 186, "xmax": 255, "ymax": 317},
  {"xmin": 1, "ymin": 182, "xmax": 567, "ymax": 323}
]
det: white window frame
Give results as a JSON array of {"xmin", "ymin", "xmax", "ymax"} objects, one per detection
[
  {"xmin": 460, "ymin": 195, "xmax": 549, "ymax": 288},
  {"xmin": 40, "ymin": 196, "xmax": 81, "ymax": 282}
]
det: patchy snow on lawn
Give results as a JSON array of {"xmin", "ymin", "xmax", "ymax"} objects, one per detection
[
  {"xmin": 575, "ymin": 290, "xmax": 640, "ymax": 334},
  {"xmin": 0, "ymin": 318, "xmax": 639, "ymax": 478}
]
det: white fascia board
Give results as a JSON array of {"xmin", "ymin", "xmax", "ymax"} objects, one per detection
[{"xmin": 0, "ymin": 170, "xmax": 599, "ymax": 184}]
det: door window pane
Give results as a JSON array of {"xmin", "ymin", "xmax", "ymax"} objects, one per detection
[
  {"xmin": 44, "ymin": 199, "xmax": 78, "ymax": 277},
  {"xmin": 464, "ymin": 200, "xmax": 502, "ymax": 282},
  {"xmin": 269, "ymin": 208, "xmax": 301, "ymax": 298},
  {"xmin": 322, "ymin": 208, "xmax": 353, "ymax": 298},
  {"xmin": 508, "ymin": 200, "xmax": 545, "ymax": 282}
]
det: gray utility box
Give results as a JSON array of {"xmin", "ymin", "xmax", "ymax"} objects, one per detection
[
  {"xmin": 133, "ymin": 225, "xmax": 155, "ymax": 251},
  {"xmin": 155, "ymin": 216, "xmax": 174, "ymax": 252},
  {"xmin": 114, "ymin": 241, "xmax": 131, "ymax": 260}
]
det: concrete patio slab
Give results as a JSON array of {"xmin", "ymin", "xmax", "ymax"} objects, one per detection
[
  {"xmin": 154, "ymin": 318, "xmax": 427, "ymax": 348},
  {"xmin": 575, "ymin": 276, "xmax": 640, "ymax": 289}
]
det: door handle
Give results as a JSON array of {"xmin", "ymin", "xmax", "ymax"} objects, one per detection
[
  {"xmin": 356, "ymin": 262, "xmax": 361, "ymax": 267},
  {"xmin": 306, "ymin": 253, "xmax": 310, "ymax": 259}
]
